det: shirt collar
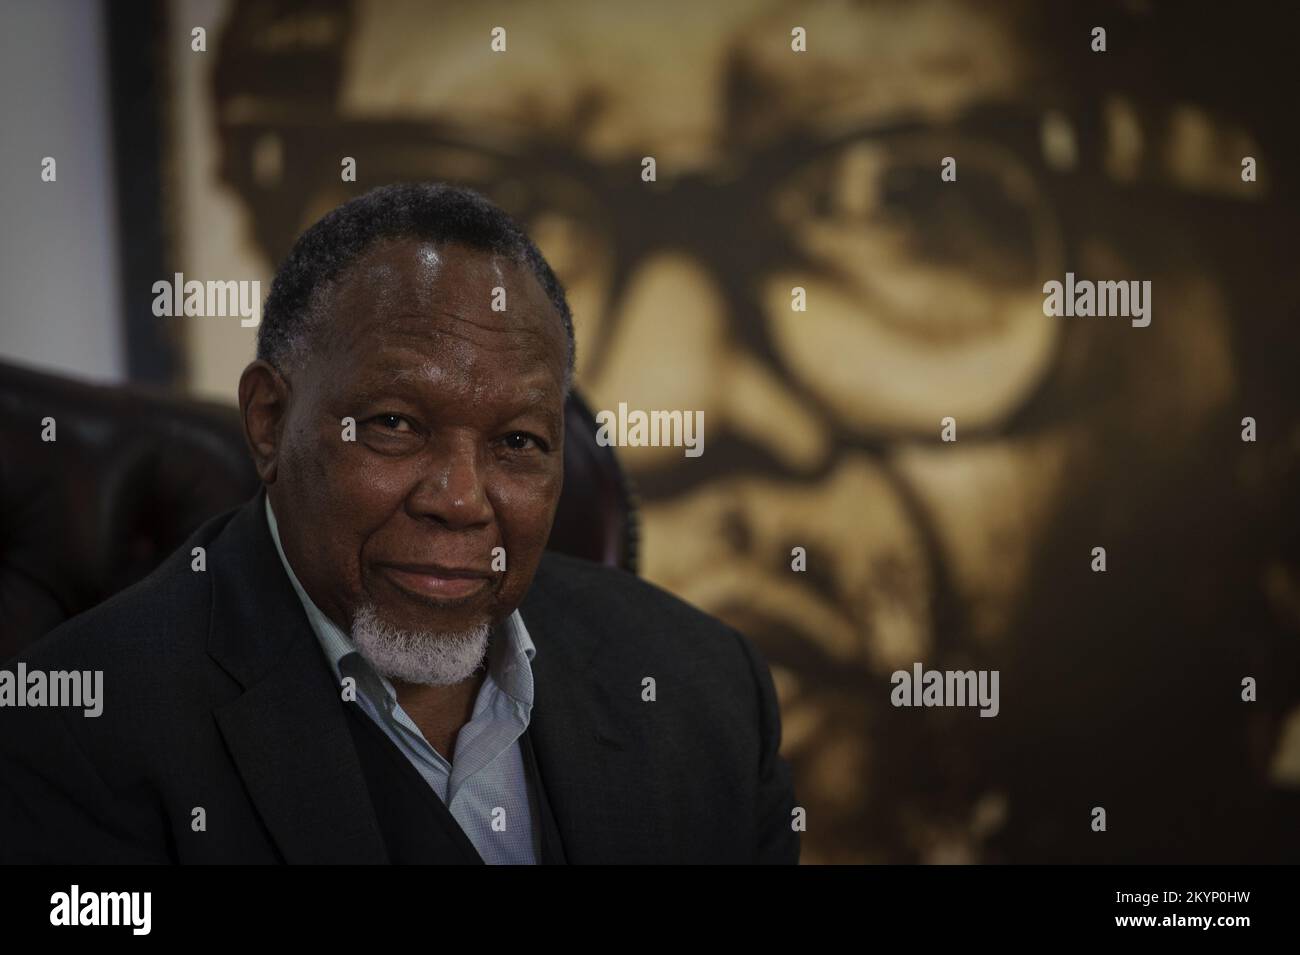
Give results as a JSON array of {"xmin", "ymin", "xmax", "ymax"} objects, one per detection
[{"xmin": 264, "ymin": 495, "xmax": 535, "ymax": 705}]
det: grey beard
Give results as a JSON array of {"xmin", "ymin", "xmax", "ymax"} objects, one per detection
[{"xmin": 350, "ymin": 603, "xmax": 490, "ymax": 686}]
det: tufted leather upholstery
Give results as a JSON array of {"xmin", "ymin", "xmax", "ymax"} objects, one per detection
[{"xmin": 0, "ymin": 360, "xmax": 636, "ymax": 660}]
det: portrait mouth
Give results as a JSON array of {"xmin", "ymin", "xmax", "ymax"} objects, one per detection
[{"xmin": 374, "ymin": 562, "xmax": 498, "ymax": 605}]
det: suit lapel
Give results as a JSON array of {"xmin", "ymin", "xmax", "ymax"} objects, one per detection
[
  {"xmin": 521, "ymin": 558, "xmax": 664, "ymax": 864},
  {"xmin": 206, "ymin": 492, "xmax": 389, "ymax": 864},
  {"xmin": 202, "ymin": 495, "xmax": 655, "ymax": 864},
  {"xmin": 519, "ymin": 726, "xmax": 567, "ymax": 864}
]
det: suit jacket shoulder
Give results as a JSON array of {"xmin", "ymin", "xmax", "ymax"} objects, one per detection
[
  {"xmin": 4, "ymin": 505, "xmax": 239, "ymax": 762},
  {"xmin": 0, "ymin": 505, "xmax": 246, "ymax": 862}
]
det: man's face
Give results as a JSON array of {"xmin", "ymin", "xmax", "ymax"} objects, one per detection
[{"xmin": 265, "ymin": 237, "xmax": 568, "ymax": 638}]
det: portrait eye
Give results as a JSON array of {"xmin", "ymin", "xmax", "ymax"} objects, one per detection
[
  {"xmin": 501, "ymin": 431, "xmax": 545, "ymax": 452},
  {"xmin": 371, "ymin": 413, "xmax": 413, "ymax": 432}
]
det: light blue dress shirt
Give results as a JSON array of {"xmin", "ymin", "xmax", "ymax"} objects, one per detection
[{"xmin": 265, "ymin": 498, "xmax": 539, "ymax": 864}]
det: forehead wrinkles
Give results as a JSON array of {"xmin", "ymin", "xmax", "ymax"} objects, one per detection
[
  {"xmin": 327, "ymin": 238, "xmax": 505, "ymax": 313},
  {"xmin": 370, "ymin": 349, "xmax": 560, "ymax": 411},
  {"xmin": 336, "ymin": 302, "xmax": 567, "ymax": 402},
  {"xmin": 330, "ymin": 321, "xmax": 563, "ymax": 411},
  {"xmin": 319, "ymin": 241, "xmax": 564, "ymax": 366},
  {"xmin": 367, "ymin": 317, "xmax": 558, "ymax": 370},
  {"xmin": 350, "ymin": 350, "xmax": 562, "ymax": 426}
]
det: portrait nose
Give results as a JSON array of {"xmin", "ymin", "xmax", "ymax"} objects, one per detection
[{"xmin": 407, "ymin": 433, "xmax": 494, "ymax": 529}]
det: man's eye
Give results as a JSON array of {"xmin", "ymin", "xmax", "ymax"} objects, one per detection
[
  {"xmin": 502, "ymin": 431, "xmax": 543, "ymax": 451},
  {"xmin": 372, "ymin": 414, "xmax": 412, "ymax": 432}
]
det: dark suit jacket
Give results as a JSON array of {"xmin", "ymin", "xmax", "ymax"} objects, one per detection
[{"xmin": 0, "ymin": 492, "xmax": 800, "ymax": 864}]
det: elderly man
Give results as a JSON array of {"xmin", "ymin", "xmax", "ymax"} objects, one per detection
[{"xmin": 0, "ymin": 183, "xmax": 799, "ymax": 865}]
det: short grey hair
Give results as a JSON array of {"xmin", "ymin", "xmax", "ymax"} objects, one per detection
[{"xmin": 258, "ymin": 182, "xmax": 576, "ymax": 390}]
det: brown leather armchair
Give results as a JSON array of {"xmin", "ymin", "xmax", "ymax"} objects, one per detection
[{"xmin": 0, "ymin": 360, "xmax": 637, "ymax": 659}]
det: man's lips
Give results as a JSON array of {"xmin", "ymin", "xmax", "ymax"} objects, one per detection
[{"xmin": 376, "ymin": 562, "xmax": 496, "ymax": 601}]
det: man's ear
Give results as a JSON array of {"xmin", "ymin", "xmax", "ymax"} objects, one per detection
[{"xmin": 238, "ymin": 359, "xmax": 290, "ymax": 484}]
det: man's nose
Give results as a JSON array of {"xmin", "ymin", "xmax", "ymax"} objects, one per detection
[{"xmin": 406, "ymin": 434, "xmax": 494, "ymax": 529}]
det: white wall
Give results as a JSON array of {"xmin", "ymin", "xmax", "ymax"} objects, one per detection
[{"xmin": 0, "ymin": 0, "xmax": 124, "ymax": 382}]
